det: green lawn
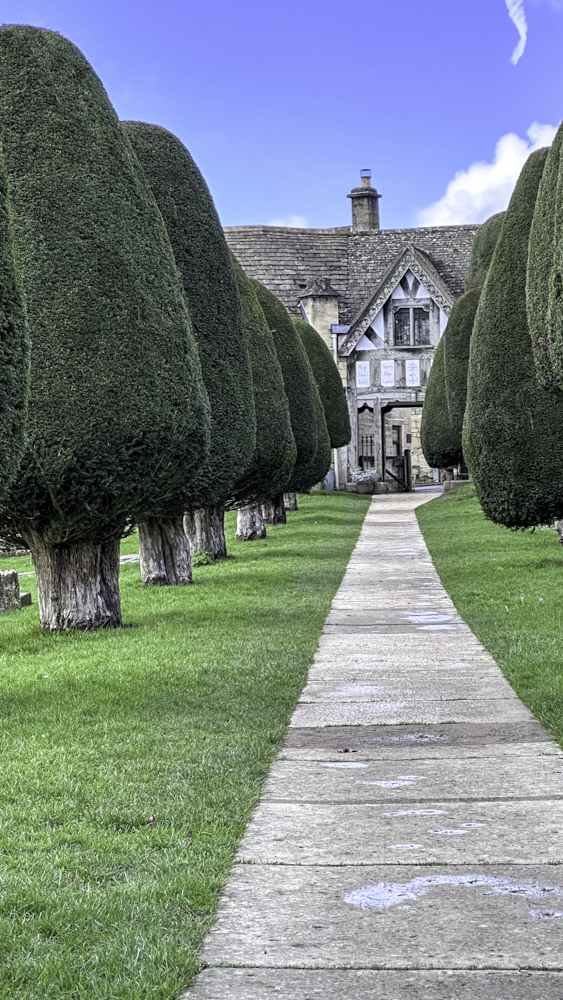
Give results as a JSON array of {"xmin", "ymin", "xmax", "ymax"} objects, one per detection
[
  {"xmin": 0, "ymin": 492, "xmax": 369, "ymax": 999},
  {"xmin": 416, "ymin": 486, "xmax": 563, "ymax": 745}
]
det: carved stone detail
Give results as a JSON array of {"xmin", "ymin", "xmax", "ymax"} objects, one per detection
[{"xmin": 339, "ymin": 245, "xmax": 455, "ymax": 356}]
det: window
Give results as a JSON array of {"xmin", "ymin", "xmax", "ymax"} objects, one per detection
[
  {"xmin": 391, "ymin": 425, "xmax": 402, "ymax": 456},
  {"xmin": 393, "ymin": 306, "xmax": 431, "ymax": 346},
  {"xmin": 394, "ymin": 309, "xmax": 411, "ymax": 346},
  {"xmin": 414, "ymin": 308, "xmax": 430, "ymax": 345}
]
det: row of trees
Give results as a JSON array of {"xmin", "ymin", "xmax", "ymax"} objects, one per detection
[
  {"xmin": 0, "ymin": 25, "xmax": 350, "ymax": 631},
  {"xmin": 421, "ymin": 129, "xmax": 563, "ymax": 534}
]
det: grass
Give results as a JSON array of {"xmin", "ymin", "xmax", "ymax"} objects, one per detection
[
  {"xmin": 416, "ymin": 485, "xmax": 563, "ymax": 745},
  {"xmin": 0, "ymin": 491, "xmax": 370, "ymax": 999}
]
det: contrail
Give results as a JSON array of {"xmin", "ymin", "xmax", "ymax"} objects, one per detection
[{"xmin": 506, "ymin": 0, "xmax": 527, "ymax": 64}]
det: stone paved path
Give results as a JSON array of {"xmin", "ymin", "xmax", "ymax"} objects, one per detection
[{"xmin": 186, "ymin": 493, "xmax": 563, "ymax": 999}]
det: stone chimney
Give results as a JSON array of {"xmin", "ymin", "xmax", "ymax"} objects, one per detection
[{"xmin": 347, "ymin": 169, "xmax": 381, "ymax": 231}]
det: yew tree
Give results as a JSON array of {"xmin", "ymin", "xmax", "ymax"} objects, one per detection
[
  {"xmin": 0, "ymin": 27, "xmax": 209, "ymax": 628},
  {"xmin": 124, "ymin": 122, "xmax": 256, "ymax": 573},
  {"xmin": 420, "ymin": 334, "xmax": 463, "ymax": 471},
  {"xmin": 443, "ymin": 212, "xmax": 504, "ymax": 440},
  {"xmin": 527, "ymin": 121, "xmax": 563, "ymax": 388},
  {"xmin": 464, "ymin": 146, "xmax": 563, "ymax": 527},
  {"xmin": 228, "ymin": 259, "xmax": 296, "ymax": 540},
  {"xmin": 293, "ymin": 318, "xmax": 351, "ymax": 449},
  {"xmin": 252, "ymin": 281, "xmax": 324, "ymax": 520},
  {"xmin": 0, "ymin": 151, "xmax": 30, "ymax": 504}
]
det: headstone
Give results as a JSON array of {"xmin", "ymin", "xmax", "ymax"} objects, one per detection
[
  {"xmin": 0, "ymin": 569, "xmax": 21, "ymax": 612},
  {"xmin": 20, "ymin": 592, "xmax": 32, "ymax": 607}
]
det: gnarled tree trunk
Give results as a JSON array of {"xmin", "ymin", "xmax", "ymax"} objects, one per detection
[
  {"xmin": 184, "ymin": 505, "xmax": 227, "ymax": 559},
  {"xmin": 236, "ymin": 503, "xmax": 267, "ymax": 541},
  {"xmin": 555, "ymin": 519, "xmax": 563, "ymax": 545},
  {"xmin": 26, "ymin": 534, "xmax": 122, "ymax": 631},
  {"xmin": 262, "ymin": 494, "xmax": 286, "ymax": 525},
  {"xmin": 283, "ymin": 492, "xmax": 298, "ymax": 511},
  {"xmin": 138, "ymin": 516, "xmax": 192, "ymax": 585}
]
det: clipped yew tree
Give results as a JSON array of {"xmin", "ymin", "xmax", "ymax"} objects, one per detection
[
  {"xmin": 0, "ymin": 27, "xmax": 209, "ymax": 628},
  {"xmin": 229, "ymin": 258, "xmax": 296, "ymax": 541},
  {"xmin": 527, "ymin": 122, "xmax": 563, "ymax": 388},
  {"xmin": 0, "ymin": 152, "xmax": 30, "ymax": 504},
  {"xmin": 123, "ymin": 122, "xmax": 255, "ymax": 573},
  {"xmin": 463, "ymin": 211, "xmax": 505, "ymax": 293},
  {"xmin": 464, "ymin": 146, "xmax": 563, "ymax": 527},
  {"xmin": 443, "ymin": 212, "xmax": 505, "ymax": 439},
  {"xmin": 252, "ymin": 281, "xmax": 318, "ymax": 522},
  {"xmin": 293, "ymin": 318, "xmax": 351, "ymax": 448},
  {"xmin": 421, "ymin": 334, "xmax": 463, "ymax": 471}
]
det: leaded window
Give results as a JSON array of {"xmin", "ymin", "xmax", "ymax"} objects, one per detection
[{"xmin": 393, "ymin": 305, "xmax": 431, "ymax": 346}]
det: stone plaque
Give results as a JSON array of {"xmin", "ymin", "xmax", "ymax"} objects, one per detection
[
  {"xmin": 380, "ymin": 359, "xmax": 395, "ymax": 387},
  {"xmin": 356, "ymin": 360, "xmax": 370, "ymax": 388},
  {"xmin": 405, "ymin": 359, "xmax": 420, "ymax": 387}
]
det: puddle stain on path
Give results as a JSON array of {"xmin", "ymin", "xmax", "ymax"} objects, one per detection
[{"xmin": 344, "ymin": 874, "xmax": 563, "ymax": 920}]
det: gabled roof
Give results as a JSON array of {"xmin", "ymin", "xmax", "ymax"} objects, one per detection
[{"xmin": 337, "ymin": 243, "xmax": 456, "ymax": 357}]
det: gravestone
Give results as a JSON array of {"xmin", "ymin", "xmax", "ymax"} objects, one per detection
[{"xmin": 0, "ymin": 569, "xmax": 21, "ymax": 612}]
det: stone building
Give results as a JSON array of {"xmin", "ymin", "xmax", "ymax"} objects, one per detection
[{"xmin": 224, "ymin": 171, "xmax": 479, "ymax": 488}]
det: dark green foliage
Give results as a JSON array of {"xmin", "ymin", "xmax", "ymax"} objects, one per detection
[
  {"xmin": 251, "ymin": 280, "xmax": 319, "ymax": 491},
  {"xmin": 463, "ymin": 211, "xmax": 505, "ymax": 293},
  {"xmin": 527, "ymin": 123, "xmax": 563, "ymax": 388},
  {"xmin": 291, "ymin": 373, "xmax": 332, "ymax": 492},
  {"xmin": 421, "ymin": 334, "xmax": 463, "ymax": 469},
  {"xmin": 293, "ymin": 318, "xmax": 351, "ymax": 448},
  {"xmin": 463, "ymin": 147, "xmax": 563, "ymax": 528},
  {"xmin": 444, "ymin": 213, "xmax": 504, "ymax": 442},
  {"xmin": 0, "ymin": 150, "xmax": 29, "ymax": 502},
  {"xmin": 227, "ymin": 258, "xmax": 296, "ymax": 506},
  {"xmin": 443, "ymin": 287, "xmax": 484, "ymax": 438},
  {"xmin": 0, "ymin": 26, "xmax": 209, "ymax": 546},
  {"xmin": 123, "ymin": 121, "xmax": 255, "ymax": 510}
]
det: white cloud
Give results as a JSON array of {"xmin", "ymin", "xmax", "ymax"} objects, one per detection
[
  {"xmin": 506, "ymin": 0, "xmax": 528, "ymax": 63},
  {"xmin": 417, "ymin": 122, "xmax": 558, "ymax": 226},
  {"xmin": 267, "ymin": 214, "xmax": 309, "ymax": 228}
]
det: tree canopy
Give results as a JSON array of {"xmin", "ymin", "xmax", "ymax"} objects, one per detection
[
  {"xmin": 252, "ymin": 280, "xmax": 318, "ymax": 492},
  {"xmin": 420, "ymin": 333, "xmax": 463, "ymax": 470},
  {"xmin": 227, "ymin": 258, "xmax": 296, "ymax": 506},
  {"xmin": 0, "ymin": 147, "xmax": 30, "ymax": 504},
  {"xmin": 123, "ymin": 121, "xmax": 255, "ymax": 511},
  {"xmin": 464, "ymin": 146, "xmax": 563, "ymax": 528},
  {"xmin": 293, "ymin": 318, "xmax": 351, "ymax": 449},
  {"xmin": 463, "ymin": 212, "xmax": 505, "ymax": 294},
  {"xmin": 0, "ymin": 26, "xmax": 209, "ymax": 548},
  {"xmin": 527, "ymin": 121, "xmax": 563, "ymax": 389},
  {"xmin": 441, "ymin": 211, "xmax": 505, "ymax": 448}
]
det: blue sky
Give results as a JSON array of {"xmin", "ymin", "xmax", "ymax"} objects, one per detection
[{"xmin": 1, "ymin": 0, "xmax": 562, "ymax": 229}]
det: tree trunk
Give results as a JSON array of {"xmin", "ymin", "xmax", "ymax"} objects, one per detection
[
  {"xmin": 138, "ymin": 517, "xmax": 192, "ymax": 586},
  {"xmin": 26, "ymin": 534, "xmax": 122, "ymax": 631},
  {"xmin": 236, "ymin": 503, "xmax": 267, "ymax": 541},
  {"xmin": 283, "ymin": 491, "xmax": 298, "ymax": 511},
  {"xmin": 555, "ymin": 519, "xmax": 563, "ymax": 545},
  {"xmin": 184, "ymin": 505, "xmax": 227, "ymax": 559},
  {"xmin": 262, "ymin": 494, "xmax": 287, "ymax": 525}
]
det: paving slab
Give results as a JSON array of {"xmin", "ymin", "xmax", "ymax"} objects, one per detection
[
  {"xmin": 299, "ymin": 671, "xmax": 516, "ymax": 701},
  {"xmin": 200, "ymin": 863, "xmax": 563, "ymax": 969},
  {"xmin": 281, "ymin": 739, "xmax": 561, "ymax": 762},
  {"xmin": 186, "ymin": 968, "xmax": 563, "ymax": 1000},
  {"xmin": 236, "ymin": 799, "xmax": 563, "ymax": 864},
  {"xmin": 186, "ymin": 494, "xmax": 563, "ymax": 997},
  {"xmin": 290, "ymin": 697, "xmax": 531, "ymax": 727},
  {"xmin": 261, "ymin": 755, "xmax": 563, "ymax": 802},
  {"xmin": 283, "ymin": 721, "xmax": 550, "ymax": 751}
]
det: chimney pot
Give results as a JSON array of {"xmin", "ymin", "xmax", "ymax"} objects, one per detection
[{"xmin": 360, "ymin": 169, "xmax": 372, "ymax": 188}]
